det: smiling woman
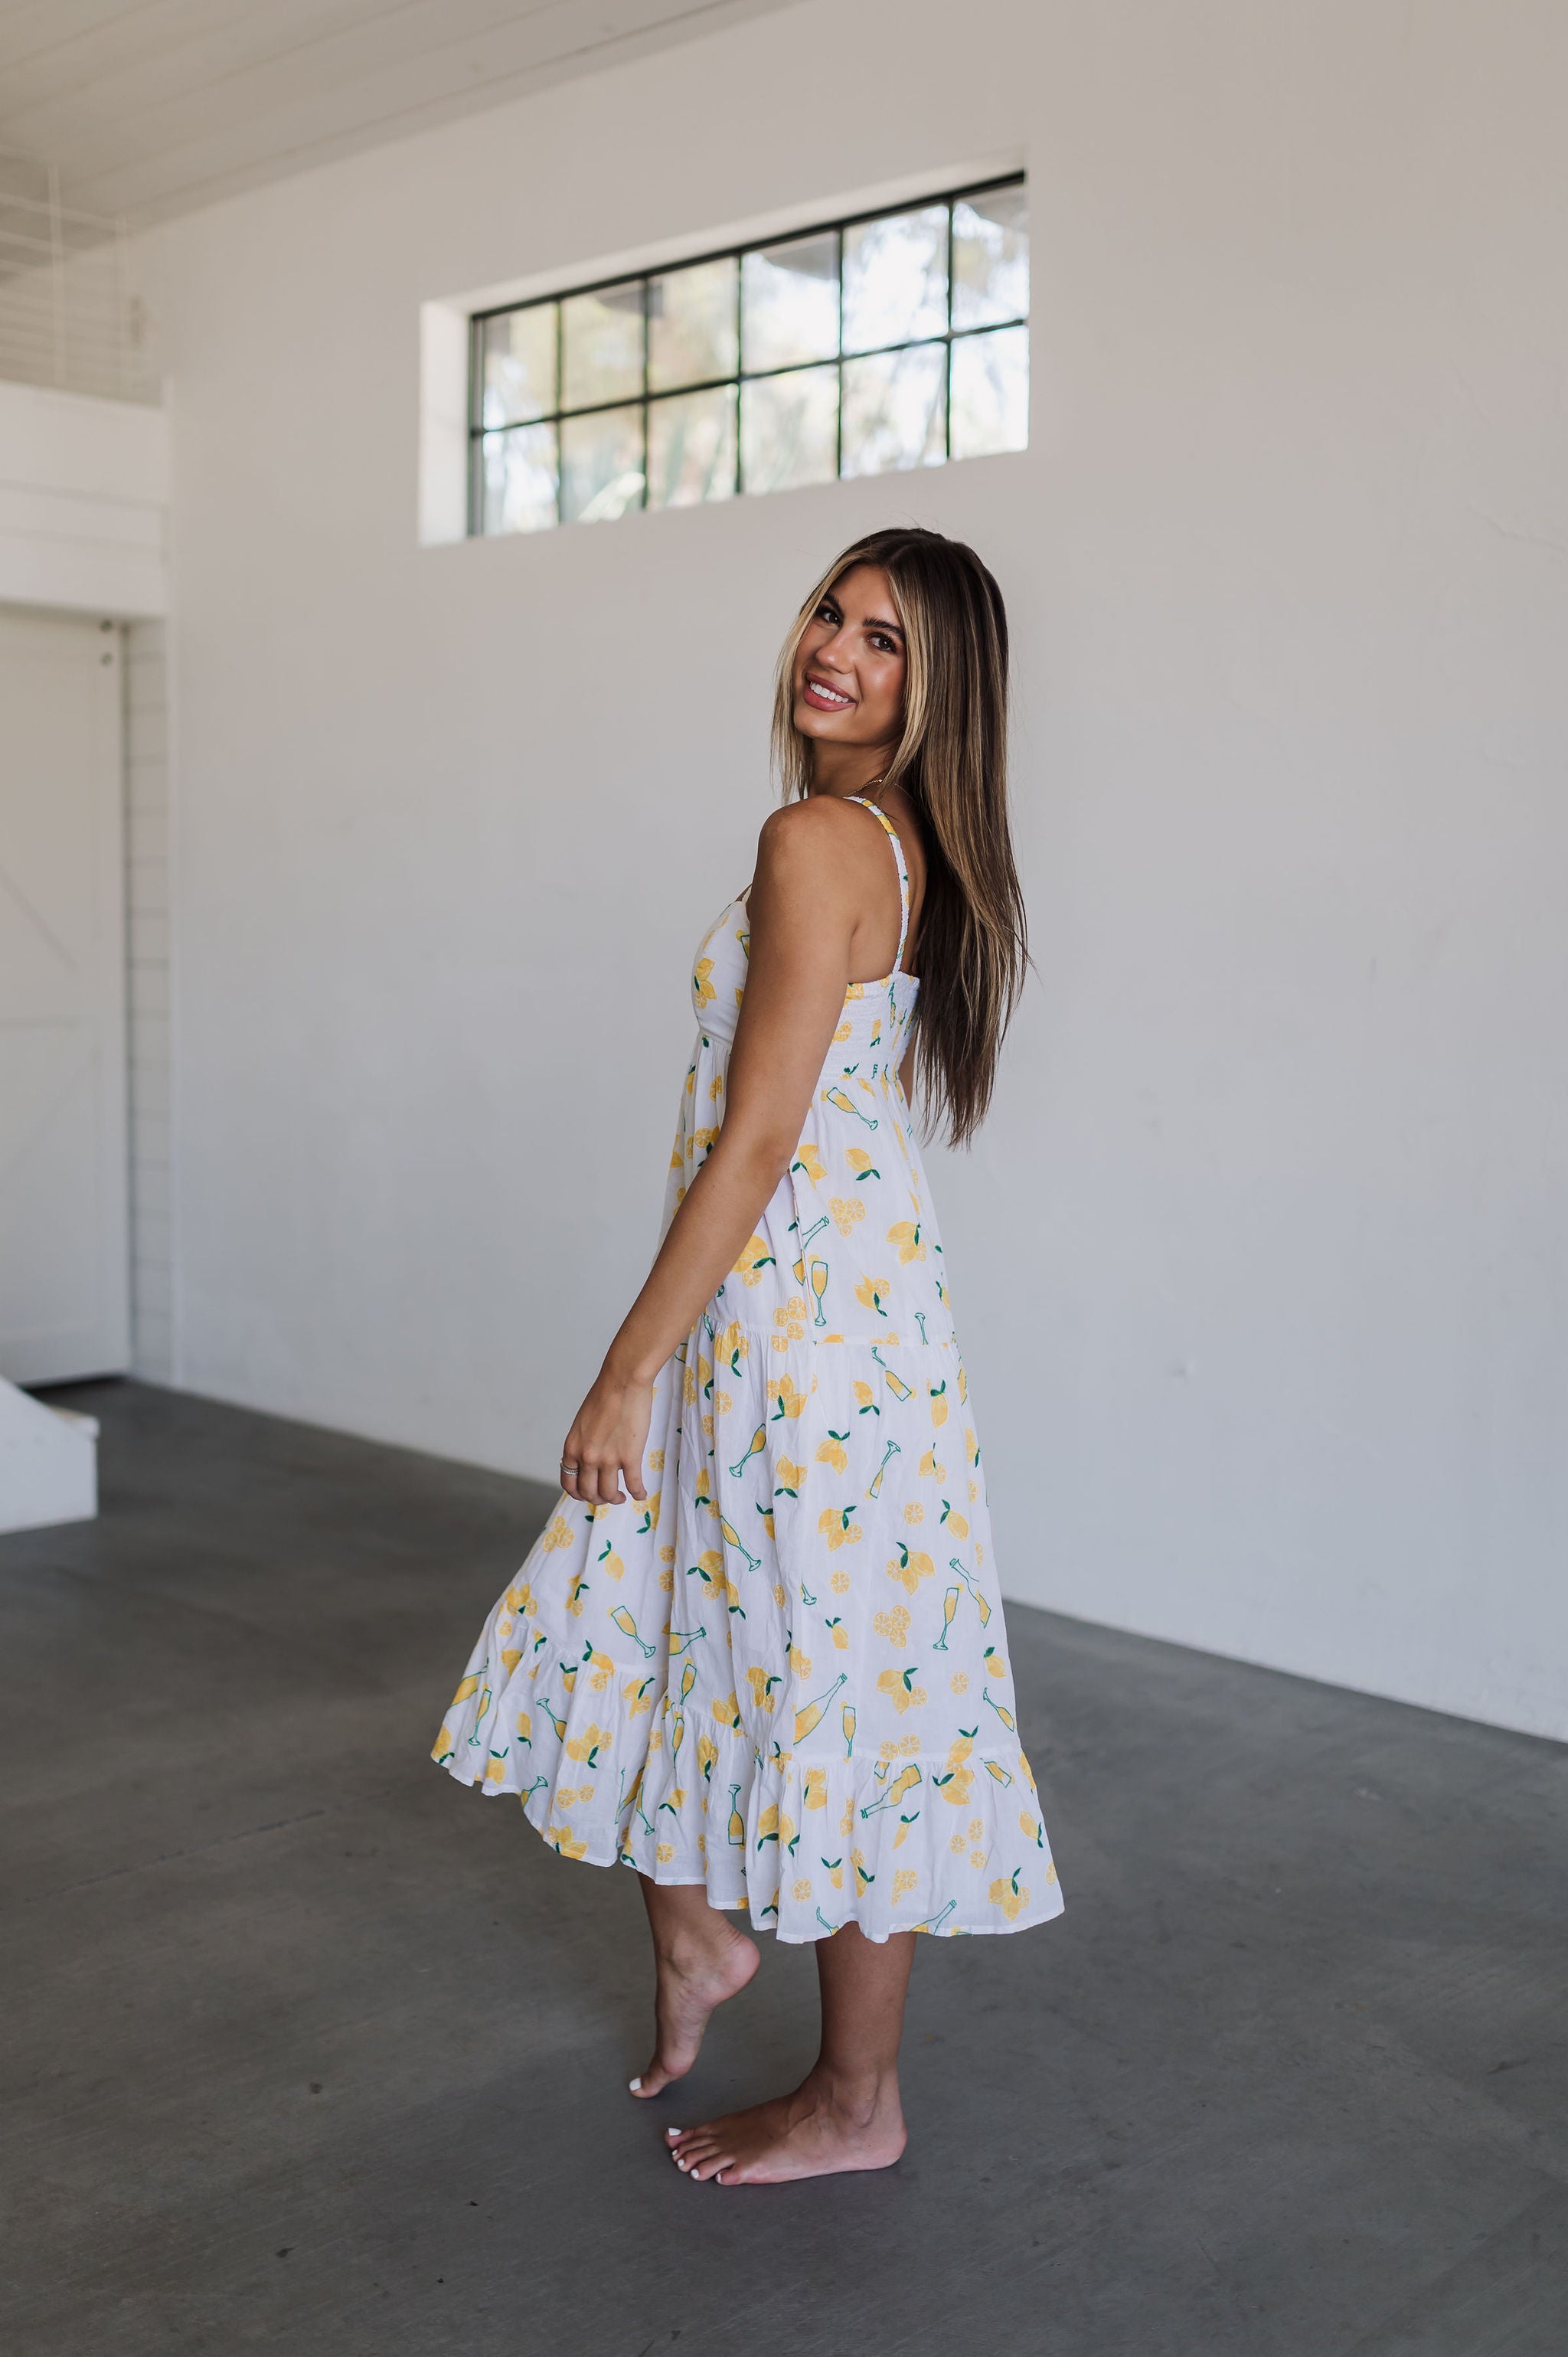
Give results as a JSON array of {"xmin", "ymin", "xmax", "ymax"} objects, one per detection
[
  {"xmin": 773, "ymin": 529, "xmax": 1025, "ymax": 1146},
  {"xmin": 433, "ymin": 526, "xmax": 1061, "ymax": 2188},
  {"xmin": 470, "ymin": 177, "xmax": 1029, "ymax": 532}
]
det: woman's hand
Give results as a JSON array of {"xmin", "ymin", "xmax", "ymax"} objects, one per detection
[{"xmin": 559, "ymin": 1365, "xmax": 654, "ymax": 1508}]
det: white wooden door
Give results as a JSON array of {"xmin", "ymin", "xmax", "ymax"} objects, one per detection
[{"xmin": 0, "ymin": 609, "xmax": 129, "ymax": 1382}]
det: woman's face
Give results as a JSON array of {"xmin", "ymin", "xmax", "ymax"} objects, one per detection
[{"xmin": 792, "ymin": 564, "xmax": 906, "ymax": 759}]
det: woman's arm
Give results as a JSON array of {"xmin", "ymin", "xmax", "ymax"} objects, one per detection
[{"xmin": 560, "ymin": 799, "xmax": 874, "ymax": 1509}]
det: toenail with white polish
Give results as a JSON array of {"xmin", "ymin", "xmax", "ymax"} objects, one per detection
[{"xmin": 629, "ymin": 2077, "xmax": 642, "ymax": 2091}]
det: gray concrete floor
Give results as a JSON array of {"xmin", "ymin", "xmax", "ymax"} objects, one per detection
[{"xmin": 2, "ymin": 1381, "xmax": 1564, "ymax": 2357}]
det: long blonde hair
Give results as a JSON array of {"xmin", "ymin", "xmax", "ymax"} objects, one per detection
[{"xmin": 771, "ymin": 527, "xmax": 1026, "ymax": 1149}]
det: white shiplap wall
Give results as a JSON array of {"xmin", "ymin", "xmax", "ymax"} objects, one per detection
[{"xmin": 123, "ymin": 618, "xmax": 174, "ymax": 1383}]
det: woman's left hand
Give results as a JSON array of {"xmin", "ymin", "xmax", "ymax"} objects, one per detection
[{"xmin": 559, "ymin": 1366, "xmax": 653, "ymax": 1509}]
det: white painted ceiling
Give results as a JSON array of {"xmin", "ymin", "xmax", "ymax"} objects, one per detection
[{"xmin": 0, "ymin": 0, "xmax": 802, "ymax": 226}]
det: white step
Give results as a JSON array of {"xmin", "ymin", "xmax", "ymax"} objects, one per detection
[{"xmin": 0, "ymin": 1376, "xmax": 99, "ymax": 1532}]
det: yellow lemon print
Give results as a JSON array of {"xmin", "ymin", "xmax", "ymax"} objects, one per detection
[
  {"xmin": 884, "ymin": 1543, "xmax": 935, "ymax": 1596},
  {"xmin": 875, "ymin": 1666, "xmax": 928, "ymax": 1716}
]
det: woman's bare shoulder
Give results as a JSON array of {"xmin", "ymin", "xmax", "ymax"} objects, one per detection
[
  {"xmin": 755, "ymin": 794, "xmax": 890, "ymax": 881},
  {"xmin": 758, "ymin": 793, "xmax": 874, "ymax": 845}
]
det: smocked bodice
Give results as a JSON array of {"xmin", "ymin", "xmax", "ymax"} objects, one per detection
[{"xmin": 690, "ymin": 891, "xmax": 921, "ymax": 1058}]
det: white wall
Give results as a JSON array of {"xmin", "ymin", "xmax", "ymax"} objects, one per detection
[
  {"xmin": 0, "ymin": 379, "xmax": 167, "ymax": 616},
  {"xmin": 139, "ymin": 0, "xmax": 1568, "ymax": 1741}
]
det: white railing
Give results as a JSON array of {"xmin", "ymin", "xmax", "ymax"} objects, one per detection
[{"xmin": 0, "ymin": 152, "xmax": 152, "ymax": 404}]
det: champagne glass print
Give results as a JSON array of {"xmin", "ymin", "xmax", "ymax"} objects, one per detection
[
  {"xmin": 810, "ymin": 1257, "xmax": 830, "ymax": 1327},
  {"xmin": 950, "ymin": 1558, "xmax": 991, "ymax": 1626},
  {"xmin": 729, "ymin": 1424, "xmax": 766, "ymax": 1479},
  {"xmin": 719, "ymin": 1515, "xmax": 762, "ymax": 1574},
  {"xmin": 610, "ymin": 1607, "xmax": 658, "ymax": 1658}
]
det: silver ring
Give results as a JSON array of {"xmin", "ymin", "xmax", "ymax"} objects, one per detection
[{"xmin": 560, "ymin": 1462, "xmax": 579, "ymax": 1473}]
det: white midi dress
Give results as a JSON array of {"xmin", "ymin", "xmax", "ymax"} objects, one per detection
[{"xmin": 434, "ymin": 797, "xmax": 1063, "ymax": 1943}]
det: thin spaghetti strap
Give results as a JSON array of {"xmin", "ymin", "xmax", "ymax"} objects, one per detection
[{"xmin": 845, "ymin": 794, "xmax": 912, "ymax": 974}]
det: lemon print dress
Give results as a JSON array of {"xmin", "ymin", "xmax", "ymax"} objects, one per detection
[{"xmin": 434, "ymin": 799, "xmax": 1063, "ymax": 1942}]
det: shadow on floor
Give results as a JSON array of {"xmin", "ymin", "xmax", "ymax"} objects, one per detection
[{"xmin": 2, "ymin": 1379, "xmax": 1564, "ymax": 2356}]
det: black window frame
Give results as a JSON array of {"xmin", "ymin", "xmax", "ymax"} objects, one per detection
[{"xmin": 468, "ymin": 172, "xmax": 1027, "ymax": 535}]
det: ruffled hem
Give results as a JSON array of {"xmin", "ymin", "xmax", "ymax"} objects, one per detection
[{"xmin": 433, "ymin": 1618, "xmax": 1063, "ymax": 1944}]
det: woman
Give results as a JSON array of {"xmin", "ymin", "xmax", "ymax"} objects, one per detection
[{"xmin": 434, "ymin": 526, "xmax": 1063, "ymax": 2185}]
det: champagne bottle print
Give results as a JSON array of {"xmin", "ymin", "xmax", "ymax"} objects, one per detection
[
  {"xmin": 984, "ymin": 1687, "xmax": 1017, "ymax": 1732},
  {"xmin": 871, "ymin": 1345, "xmax": 913, "ymax": 1401},
  {"xmin": 794, "ymin": 1672, "xmax": 848, "ymax": 1744},
  {"xmin": 666, "ymin": 1623, "xmax": 707, "ymax": 1658},
  {"xmin": 860, "ymin": 1763, "xmax": 922, "ymax": 1819},
  {"xmin": 867, "ymin": 1437, "xmax": 901, "ymax": 1499},
  {"xmin": 824, "ymin": 1084, "xmax": 877, "ymax": 1131},
  {"xmin": 791, "ymin": 1214, "xmax": 829, "ymax": 1283}
]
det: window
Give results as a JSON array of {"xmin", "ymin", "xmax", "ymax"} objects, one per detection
[{"xmin": 470, "ymin": 176, "xmax": 1027, "ymax": 535}]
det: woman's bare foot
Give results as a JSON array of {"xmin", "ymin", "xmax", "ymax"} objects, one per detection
[
  {"xmin": 665, "ymin": 2066, "xmax": 906, "ymax": 2182},
  {"xmin": 629, "ymin": 1904, "xmax": 759, "ymax": 2099}
]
